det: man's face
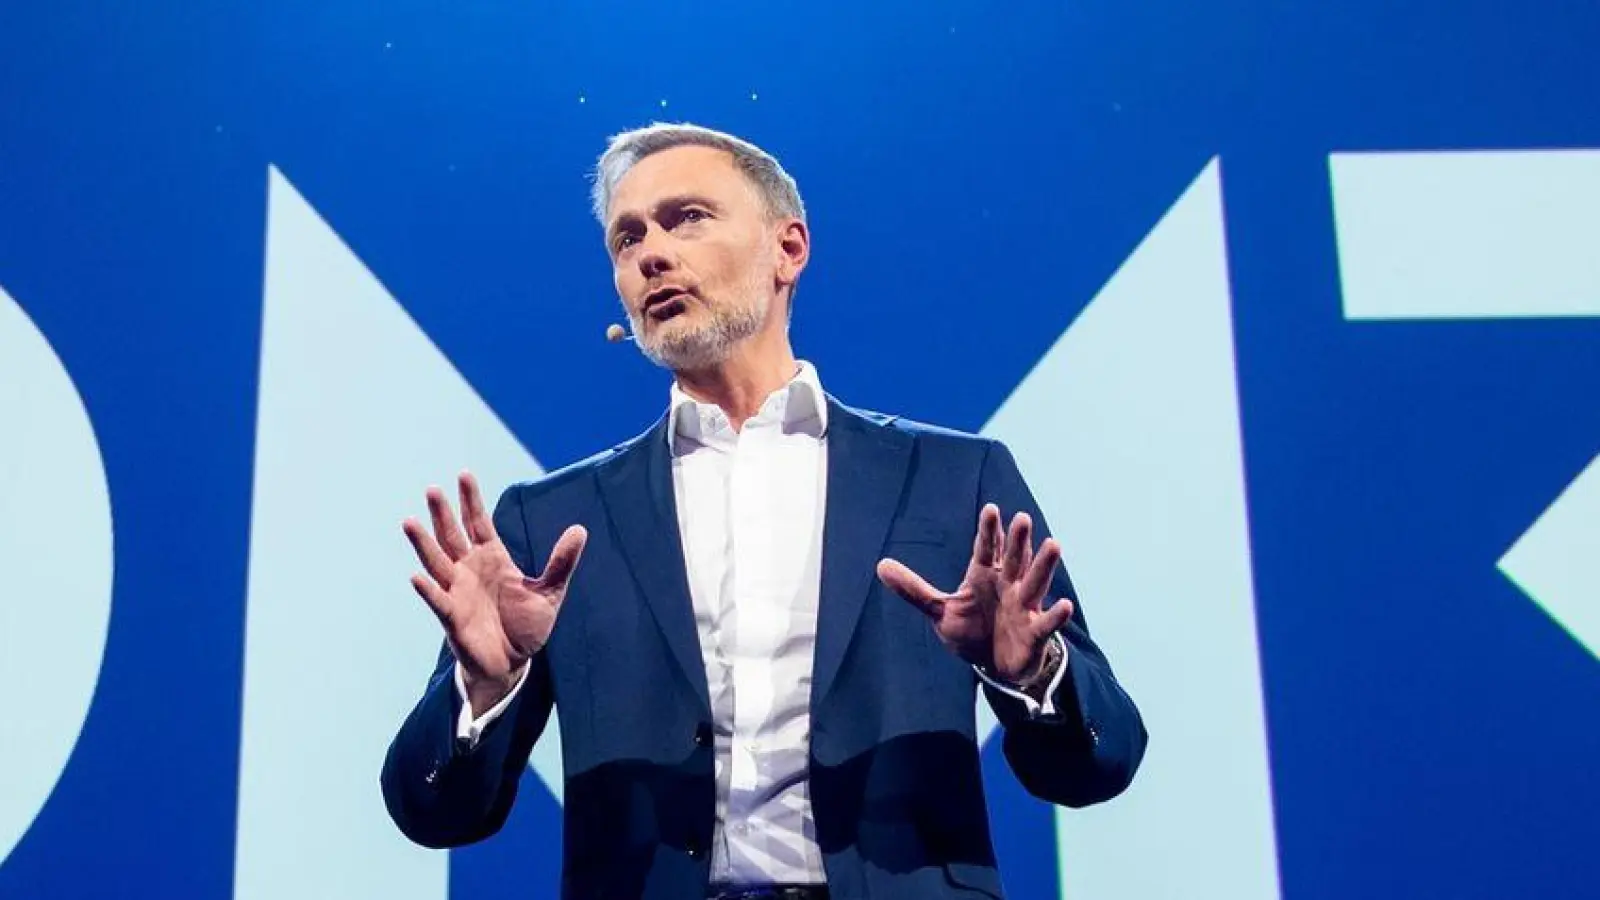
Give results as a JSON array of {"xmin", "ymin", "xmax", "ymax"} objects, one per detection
[{"xmin": 606, "ymin": 145, "xmax": 786, "ymax": 370}]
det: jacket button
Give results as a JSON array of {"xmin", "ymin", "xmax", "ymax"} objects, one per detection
[
  {"xmin": 686, "ymin": 839, "xmax": 704, "ymax": 859},
  {"xmin": 694, "ymin": 722, "xmax": 713, "ymax": 747}
]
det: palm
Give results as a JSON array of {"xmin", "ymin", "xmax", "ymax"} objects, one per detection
[
  {"xmin": 878, "ymin": 504, "xmax": 1074, "ymax": 683},
  {"xmin": 403, "ymin": 472, "xmax": 586, "ymax": 688},
  {"xmin": 443, "ymin": 543, "xmax": 552, "ymax": 678},
  {"xmin": 927, "ymin": 566, "xmax": 999, "ymax": 659}
]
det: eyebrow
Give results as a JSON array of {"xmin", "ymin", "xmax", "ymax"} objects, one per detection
[{"xmin": 607, "ymin": 193, "xmax": 723, "ymax": 246}]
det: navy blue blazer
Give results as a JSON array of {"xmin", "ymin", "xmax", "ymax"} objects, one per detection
[{"xmin": 382, "ymin": 399, "xmax": 1146, "ymax": 900}]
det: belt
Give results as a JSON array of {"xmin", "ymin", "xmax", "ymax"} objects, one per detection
[{"xmin": 708, "ymin": 886, "xmax": 829, "ymax": 900}]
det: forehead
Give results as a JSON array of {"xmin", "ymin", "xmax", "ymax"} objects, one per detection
[{"xmin": 607, "ymin": 145, "xmax": 760, "ymax": 220}]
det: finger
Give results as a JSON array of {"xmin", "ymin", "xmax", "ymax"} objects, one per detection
[
  {"xmin": 1016, "ymin": 537, "xmax": 1061, "ymax": 612},
  {"xmin": 459, "ymin": 471, "xmax": 498, "ymax": 545},
  {"xmin": 876, "ymin": 558, "xmax": 947, "ymax": 620},
  {"xmin": 427, "ymin": 486, "xmax": 471, "ymax": 561},
  {"xmin": 535, "ymin": 524, "xmax": 589, "ymax": 590},
  {"xmin": 1039, "ymin": 595, "xmax": 1076, "ymax": 635},
  {"xmin": 972, "ymin": 503, "xmax": 1003, "ymax": 569},
  {"xmin": 402, "ymin": 517, "xmax": 455, "ymax": 589},
  {"xmin": 1001, "ymin": 512, "xmax": 1032, "ymax": 581},
  {"xmin": 409, "ymin": 572, "xmax": 455, "ymax": 625}
]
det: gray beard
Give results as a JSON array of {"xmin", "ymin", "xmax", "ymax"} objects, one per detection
[{"xmin": 631, "ymin": 291, "xmax": 769, "ymax": 371}]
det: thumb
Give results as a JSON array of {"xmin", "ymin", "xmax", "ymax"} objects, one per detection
[
  {"xmin": 877, "ymin": 558, "xmax": 945, "ymax": 620},
  {"xmin": 535, "ymin": 524, "xmax": 589, "ymax": 591}
]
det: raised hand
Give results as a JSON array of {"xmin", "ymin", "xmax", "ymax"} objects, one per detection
[
  {"xmin": 876, "ymin": 503, "xmax": 1074, "ymax": 685},
  {"xmin": 402, "ymin": 471, "xmax": 587, "ymax": 715}
]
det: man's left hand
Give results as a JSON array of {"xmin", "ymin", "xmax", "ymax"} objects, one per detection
[{"xmin": 877, "ymin": 503, "xmax": 1075, "ymax": 685}]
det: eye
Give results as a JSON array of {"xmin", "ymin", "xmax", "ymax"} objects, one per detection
[
  {"xmin": 680, "ymin": 207, "xmax": 709, "ymax": 224},
  {"xmin": 614, "ymin": 232, "xmax": 639, "ymax": 253}
]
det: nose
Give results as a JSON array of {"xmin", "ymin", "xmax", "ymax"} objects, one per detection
[
  {"xmin": 635, "ymin": 230, "xmax": 675, "ymax": 280},
  {"xmin": 637, "ymin": 248, "xmax": 673, "ymax": 279}
]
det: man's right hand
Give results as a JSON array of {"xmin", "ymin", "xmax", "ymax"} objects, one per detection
[{"xmin": 402, "ymin": 472, "xmax": 587, "ymax": 717}]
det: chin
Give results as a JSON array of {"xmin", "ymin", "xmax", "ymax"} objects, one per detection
[{"xmin": 644, "ymin": 327, "xmax": 734, "ymax": 371}]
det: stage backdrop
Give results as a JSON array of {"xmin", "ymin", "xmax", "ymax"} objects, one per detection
[{"xmin": 3, "ymin": 2, "xmax": 1597, "ymax": 898}]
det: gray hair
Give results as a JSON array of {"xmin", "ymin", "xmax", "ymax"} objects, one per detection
[{"xmin": 590, "ymin": 122, "xmax": 806, "ymax": 227}]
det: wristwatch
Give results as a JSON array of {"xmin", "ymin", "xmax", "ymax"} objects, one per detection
[{"xmin": 1014, "ymin": 634, "xmax": 1065, "ymax": 695}]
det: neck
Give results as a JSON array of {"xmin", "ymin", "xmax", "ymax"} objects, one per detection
[{"xmin": 674, "ymin": 326, "xmax": 798, "ymax": 431}]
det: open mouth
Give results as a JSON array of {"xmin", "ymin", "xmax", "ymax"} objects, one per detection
[{"xmin": 643, "ymin": 287, "xmax": 691, "ymax": 322}]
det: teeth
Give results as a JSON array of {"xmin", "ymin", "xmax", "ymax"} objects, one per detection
[
  {"xmin": 646, "ymin": 293, "xmax": 686, "ymax": 320},
  {"xmin": 646, "ymin": 290, "xmax": 685, "ymax": 310}
]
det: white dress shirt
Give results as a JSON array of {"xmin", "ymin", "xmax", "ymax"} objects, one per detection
[
  {"xmin": 454, "ymin": 361, "xmax": 1067, "ymax": 888},
  {"xmin": 667, "ymin": 361, "xmax": 830, "ymax": 885}
]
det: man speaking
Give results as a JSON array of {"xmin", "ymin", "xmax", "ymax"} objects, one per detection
[{"xmin": 382, "ymin": 123, "xmax": 1147, "ymax": 900}]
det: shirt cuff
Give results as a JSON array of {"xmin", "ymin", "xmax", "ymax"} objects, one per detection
[
  {"xmin": 454, "ymin": 661, "xmax": 529, "ymax": 750},
  {"xmin": 974, "ymin": 632, "xmax": 1070, "ymax": 719}
]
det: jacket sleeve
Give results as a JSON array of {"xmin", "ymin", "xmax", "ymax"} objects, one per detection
[
  {"xmin": 380, "ymin": 485, "xmax": 556, "ymax": 847},
  {"xmin": 977, "ymin": 439, "xmax": 1148, "ymax": 808}
]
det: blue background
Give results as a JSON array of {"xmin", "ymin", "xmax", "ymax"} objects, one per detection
[{"xmin": 2, "ymin": 1, "xmax": 1597, "ymax": 897}]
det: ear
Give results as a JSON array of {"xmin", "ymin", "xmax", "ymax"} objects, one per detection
[{"xmin": 773, "ymin": 217, "xmax": 810, "ymax": 286}]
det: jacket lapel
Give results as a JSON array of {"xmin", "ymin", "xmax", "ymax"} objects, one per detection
[
  {"xmin": 811, "ymin": 399, "xmax": 914, "ymax": 710},
  {"xmin": 595, "ymin": 418, "xmax": 712, "ymax": 716}
]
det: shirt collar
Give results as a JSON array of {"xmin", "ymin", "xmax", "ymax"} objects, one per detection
[{"xmin": 667, "ymin": 361, "xmax": 829, "ymax": 454}]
